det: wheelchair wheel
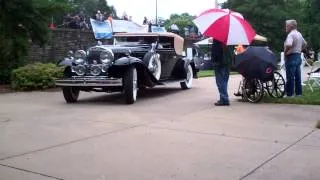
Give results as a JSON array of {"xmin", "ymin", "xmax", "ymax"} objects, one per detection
[
  {"xmin": 266, "ymin": 72, "xmax": 285, "ymax": 98},
  {"xmin": 242, "ymin": 78, "xmax": 264, "ymax": 103}
]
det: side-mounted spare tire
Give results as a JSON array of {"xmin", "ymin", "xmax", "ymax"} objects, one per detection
[
  {"xmin": 144, "ymin": 52, "xmax": 161, "ymax": 81},
  {"xmin": 123, "ymin": 66, "xmax": 138, "ymax": 104},
  {"xmin": 180, "ymin": 64, "xmax": 193, "ymax": 89}
]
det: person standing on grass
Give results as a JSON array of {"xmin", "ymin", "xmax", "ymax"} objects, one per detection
[
  {"xmin": 211, "ymin": 39, "xmax": 233, "ymax": 106},
  {"xmin": 284, "ymin": 19, "xmax": 307, "ymax": 97}
]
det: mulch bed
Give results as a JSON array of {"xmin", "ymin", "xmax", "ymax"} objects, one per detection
[
  {"xmin": 0, "ymin": 84, "xmax": 13, "ymax": 93},
  {"xmin": 0, "ymin": 85, "xmax": 61, "ymax": 93}
]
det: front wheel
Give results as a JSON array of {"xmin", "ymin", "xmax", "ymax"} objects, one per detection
[
  {"xmin": 62, "ymin": 87, "xmax": 80, "ymax": 103},
  {"xmin": 123, "ymin": 66, "xmax": 138, "ymax": 104},
  {"xmin": 180, "ymin": 64, "xmax": 193, "ymax": 89},
  {"xmin": 242, "ymin": 79, "xmax": 264, "ymax": 103}
]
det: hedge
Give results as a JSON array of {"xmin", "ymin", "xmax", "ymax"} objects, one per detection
[{"xmin": 11, "ymin": 63, "xmax": 63, "ymax": 90}]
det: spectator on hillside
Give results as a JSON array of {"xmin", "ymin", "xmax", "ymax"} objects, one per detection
[
  {"xmin": 122, "ymin": 12, "xmax": 129, "ymax": 20},
  {"xmin": 68, "ymin": 15, "xmax": 81, "ymax": 29},
  {"xmin": 96, "ymin": 10, "xmax": 104, "ymax": 21},
  {"xmin": 79, "ymin": 17, "xmax": 89, "ymax": 29},
  {"xmin": 143, "ymin": 17, "xmax": 148, "ymax": 25},
  {"xmin": 63, "ymin": 13, "xmax": 73, "ymax": 28}
]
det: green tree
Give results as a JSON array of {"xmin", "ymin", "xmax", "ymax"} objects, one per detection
[
  {"xmin": 304, "ymin": 0, "xmax": 320, "ymax": 59},
  {"xmin": 223, "ymin": 0, "xmax": 306, "ymax": 53},
  {"xmin": 0, "ymin": 0, "xmax": 68, "ymax": 83},
  {"xmin": 164, "ymin": 13, "xmax": 196, "ymax": 36},
  {"xmin": 68, "ymin": 0, "xmax": 117, "ymax": 18}
]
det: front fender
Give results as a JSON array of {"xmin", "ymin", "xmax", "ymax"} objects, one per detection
[
  {"xmin": 181, "ymin": 57, "xmax": 198, "ymax": 77},
  {"xmin": 58, "ymin": 58, "xmax": 74, "ymax": 67},
  {"xmin": 111, "ymin": 56, "xmax": 159, "ymax": 86},
  {"xmin": 113, "ymin": 57, "xmax": 143, "ymax": 66}
]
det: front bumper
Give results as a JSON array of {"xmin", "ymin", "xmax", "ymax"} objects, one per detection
[{"xmin": 55, "ymin": 76, "xmax": 122, "ymax": 87}]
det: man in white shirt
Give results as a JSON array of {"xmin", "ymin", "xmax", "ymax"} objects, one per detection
[{"xmin": 284, "ymin": 19, "xmax": 307, "ymax": 97}]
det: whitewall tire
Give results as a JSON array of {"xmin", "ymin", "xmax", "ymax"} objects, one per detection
[
  {"xmin": 180, "ymin": 64, "xmax": 193, "ymax": 89},
  {"xmin": 123, "ymin": 67, "xmax": 138, "ymax": 104}
]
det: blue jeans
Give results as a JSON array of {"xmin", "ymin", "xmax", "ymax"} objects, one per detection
[
  {"xmin": 215, "ymin": 66, "xmax": 230, "ymax": 103},
  {"xmin": 285, "ymin": 53, "xmax": 302, "ymax": 96}
]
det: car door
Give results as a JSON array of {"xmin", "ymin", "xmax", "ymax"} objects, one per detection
[
  {"xmin": 156, "ymin": 37, "xmax": 178, "ymax": 79},
  {"xmin": 156, "ymin": 47, "xmax": 176, "ymax": 79}
]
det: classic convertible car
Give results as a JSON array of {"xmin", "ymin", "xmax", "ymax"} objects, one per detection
[{"xmin": 55, "ymin": 32, "xmax": 198, "ymax": 104}]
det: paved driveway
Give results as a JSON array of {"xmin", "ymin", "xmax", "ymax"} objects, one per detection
[{"xmin": 0, "ymin": 76, "xmax": 319, "ymax": 180}]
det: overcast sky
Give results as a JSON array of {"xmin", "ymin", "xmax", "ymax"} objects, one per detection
[{"xmin": 107, "ymin": 0, "xmax": 226, "ymax": 24}]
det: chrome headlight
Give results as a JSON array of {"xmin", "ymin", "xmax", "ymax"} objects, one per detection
[
  {"xmin": 67, "ymin": 50, "xmax": 74, "ymax": 58},
  {"xmin": 100, "ymin": 49, "xmax": 114, "ymax": 64},
  {"xmin": 71, "ymin": 65, "xmax": 86, "ymax": 76},
  {"xmin": 90, "ymin": 65, "xmax": 102, "ymax": 76},
  {"xmin": 75, "ymin": 50, "xmax": 86, "ymax": 59},
  {"xmin": 74, "ymin": 50, "xmax": 86, "ymax": 65}
]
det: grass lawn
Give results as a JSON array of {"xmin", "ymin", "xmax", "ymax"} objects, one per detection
[
  {"xmin": 262, "ymin": 87, "xmax": 320, "ymax": 105},
  {"xmin": 198, "ymin": 70, "xmax": 238, "ymax": 78}
]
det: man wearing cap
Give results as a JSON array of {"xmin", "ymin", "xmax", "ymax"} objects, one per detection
[{"xmin": 284, "ymin": 19, "xmax": 307, "ymax": 97}]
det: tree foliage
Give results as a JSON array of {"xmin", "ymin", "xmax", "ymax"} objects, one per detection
[
  {"xmin": 68, "ymin": 0, "xmax": 117, "ymax": 17},
  {"xmin": 223, "ymin": 0, "xmax": 299, "ymax": 53},
  {"xmin": 0, "ymin": 0, "xmax": 69, "ymax": 83},
  {"xmin": 164, "ymin": 13, "xmax": 196, "ymax": 36},
  {"xmin": 223, "ymin": 0, "xmax": 320, "ymax": 57},
  {"xmin": 304, "ymin": 0, "xmax": 320, "ymax": 54}
]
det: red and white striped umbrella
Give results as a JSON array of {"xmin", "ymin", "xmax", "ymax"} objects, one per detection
[{"xmin": 193, "ymin": 8, "xmax": 256, "ymax": 45}]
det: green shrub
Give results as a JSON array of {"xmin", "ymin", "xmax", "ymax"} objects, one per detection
[{"xmin": 11, "ymin": 63, "xmax": 63, "ymax": 90}]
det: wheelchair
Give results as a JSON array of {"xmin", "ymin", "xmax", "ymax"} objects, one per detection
[{"xmin": 235, "ymin": 71, "xmax": 285, "ymax": 103}]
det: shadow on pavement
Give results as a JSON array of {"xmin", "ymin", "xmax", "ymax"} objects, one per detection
[{"xmin": 74, "ymin": 87, "xmax": 183, "ymax": 105}]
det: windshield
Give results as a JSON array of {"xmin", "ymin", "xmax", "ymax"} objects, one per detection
[{"xmin": 114, "ymin": 36, "xmax": 158, "ymax": 46}]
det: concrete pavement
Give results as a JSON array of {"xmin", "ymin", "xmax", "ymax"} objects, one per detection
[{"xmin": 0, "ymin": 75, "xmax": 319, "ymax": 180}]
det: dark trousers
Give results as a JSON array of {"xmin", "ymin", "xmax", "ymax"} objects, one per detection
[
  {"xmin": 215, "ymin": 66, "xmax": 230, "ymax": 103},
  {"xmin": 285, "ymin": 53, "xmax": 302, "ymax": 96}
]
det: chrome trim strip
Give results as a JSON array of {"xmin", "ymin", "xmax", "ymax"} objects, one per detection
[{"xmin": 55, "ymin": 78, "xmax": 122, "ymax": 87}]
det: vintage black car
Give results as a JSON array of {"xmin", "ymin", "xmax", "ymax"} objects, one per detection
[{"xmin": 55, "ymin": 32, "xmax": 198, "ymax": 104}]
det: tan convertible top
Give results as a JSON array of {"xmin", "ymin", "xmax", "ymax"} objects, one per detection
[{"xmin": 115, "ymin": 32, "xmax": 184, "ymax": 55}]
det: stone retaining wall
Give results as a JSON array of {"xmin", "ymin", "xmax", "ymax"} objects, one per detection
[{"xmin": 27, "ymin": 29, "xmax": 111, "ymax": 63}]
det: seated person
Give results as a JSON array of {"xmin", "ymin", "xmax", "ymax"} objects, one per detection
[{"xmin": 234, "ymin": 44, "xmax": 248, "ymax": 97}]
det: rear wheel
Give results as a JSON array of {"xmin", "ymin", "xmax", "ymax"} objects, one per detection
[
  {"xmin": 123, "ymin": 66, "xmax": 138, "ymax": 104},
  {"xmin": 266, "ymin": 72, "xmax": 285, "ymax": 98},
  {"xmin": 62, "ymin": 87, "xmax": 80, "ymax": 103},
  {"xmin": 180, "ymin": 64, "xmax": 193, "ymax": 89}
]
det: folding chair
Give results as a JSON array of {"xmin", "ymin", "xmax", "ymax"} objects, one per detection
[{"xmin": 306, "ymin": 60, "xmax": 320, "ymax": 92}]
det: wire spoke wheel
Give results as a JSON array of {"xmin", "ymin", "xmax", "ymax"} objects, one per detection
[{"xmin": 267, "ymin": 72, "xmax": 285, "ymax": 98}]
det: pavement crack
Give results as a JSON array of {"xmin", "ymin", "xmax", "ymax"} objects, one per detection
[
  {"xmin": 0, "ymin": 125, "xmax": 141, "ymax": 161},
  {"xmin": 148, "ymin": 126, "xmax": 293, "ymax": 145},
  {"xmin": 0, "ymin": 163, "xmax": 63, "ymax": 180},
  {"xmin": 0, "ymin": 118, "xmax": 171, "ymax": 162},
  {"xmin": 239, "ymin": 129, "xmax": 316, "ymax": 180}
]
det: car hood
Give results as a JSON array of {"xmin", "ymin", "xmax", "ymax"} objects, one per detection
[{"xmin": 88, "ymin": 45, "xmax": 149, "ymax": 54}]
